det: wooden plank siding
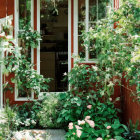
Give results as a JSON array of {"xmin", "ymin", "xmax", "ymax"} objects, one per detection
[{"xmin": 121, "ymin": 78, "xmax": 140, "ymax": 128}]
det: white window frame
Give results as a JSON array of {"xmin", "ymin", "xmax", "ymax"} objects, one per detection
[
  {"xmin": 0, "ymin": 41, "xmax": 4, "ymax": 108},
  {"xmin": 74, "ymin": 0, "xmax": 113, "ymax": 63},
  {"xmin": 14, "ymin": 0, "xmax": 34, "ymax": 101}
]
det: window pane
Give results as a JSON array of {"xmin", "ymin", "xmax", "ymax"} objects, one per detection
[
  {"xmin": 78, "ymin": 22, "xmax": 85, "ymax": 35},
  {"xmin": 89, "ymin": 0, "xmax": 97, "ymax": 22},
  {"xmin": 78, "ymin": 0, "xmax": 85, "ymax": 22},
  {"xmin": 18, "ymin": 0, "xmax": 32, "ymax": 97},
  {"xmin": 19, "ymin": 0, "xmax": 31, "ymax": 30},
  {"xmin": 40, "ymin": 0, "xmax": 68, "ymax": 92},
  {"xmin": 89, "ymin": 0, "xmax": 108, "ymax": 60},
  {"xmin": 89, "ymin": 0, "xmax": 107, "ymax": 22},
  {"xmin": 78, "ymin": 36, "xmax": 85, "ymax": 59}
]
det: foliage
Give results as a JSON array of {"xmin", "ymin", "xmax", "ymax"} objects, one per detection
[
  {"xmin": 123, "ymin": 120, "xmax": 140, "ymax": 140},
  {"xmin": 0, "ymin": 102, "xmax": 19, "ymax": 140},
  {"xmin": 2, "ymin": 19, "xmax": 50, "ymax": 97},
  {"xmin": 18, "ymin": 23, "xmax": 41, "ymax": 50},
  {"xmin": 68, "ymin": 64, "xmax": 101, "ymax": 95},
  {"xmin": 38, "ymin": 93, "xmax": 64, "ymax": 129},
  {"xmin": 57, "ymin": 92, "xmax": 120, "ymax": 128},
  {"xmin": 82, "ymin": 0, "xmax": 140, "ymax": 100},
  {"xmin": 66, "ymin": 117, "xmax": 125, "ymax": 140},
  {"xmin": 15, "ymin": 100, "xmax": 42, "ymax": 129}
]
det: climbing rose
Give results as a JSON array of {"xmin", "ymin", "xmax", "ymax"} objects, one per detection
[
  {"xmin": 75, "ymin": 125, "xmax": 82, "ymax": 130},
  {"xmin": 96, "ymin": 138, "xmax": 103, "ymax": 140},
  {"xmin": 107, "ymin": 126, "xmax": 111, "ymax": 129},
  {"xmin": 86, "ymin": 120, "xmax": 95, "ymax": 128},
  {"xmin": 85, "ymin": 116, "xmax": 90, "ymax": 120},
  {"xmin": 78, "ymin": 120, "xmax": 85, "ymax": 125},
  {"xmin": 87, "ymin": 105, "xmax": 92, "ymax": 109},
  {"xmin": 76, "ymin": 129, "xmax": 82, "ymax": 138},
  {"xmin": 68, "ymin": 122, "xmax": 73, "ymax": 129}
]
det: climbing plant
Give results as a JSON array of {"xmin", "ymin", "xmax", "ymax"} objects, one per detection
[
  {"xmin": 81, "ymin": 0, "xmax": 140, "ymax": 100},
  {"xmin": 2, "ymin": 20, "xmax": 50, "ymax": 97}
]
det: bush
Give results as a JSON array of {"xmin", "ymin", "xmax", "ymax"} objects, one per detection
[
  {"xmin": 16, "ymin": 100, "xmax": 42, "ymax": 129},
  {"xmin": 66, "ymin": 117, "xmax": 125, "ymax": 140},
  {"xmin": 37, "ymin": 93, "xmax": 64, "ymax": 129},
  {"xmin": 0, "ymin": 104, "xmax": 19, "ymax": 139}
]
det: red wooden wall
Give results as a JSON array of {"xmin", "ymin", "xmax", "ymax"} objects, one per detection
[
  {"xmin": 0, "ymin": 0, "xmax": 38, "ymax": 105},
  {"xmin": 121, "ymin": 78, "xmax": 140, "ymax": 128}
]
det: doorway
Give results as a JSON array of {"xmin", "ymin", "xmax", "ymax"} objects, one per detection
[{"xmin": 40, "ymin": 0, "xmax": 68, "ymax": 92}]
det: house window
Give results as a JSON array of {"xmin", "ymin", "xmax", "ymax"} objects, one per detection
[
  {"xmin": 19, "ymin": 0, "xmax": 32, "ymax": 29},
  {"xmin": 77, "ymin": 0, "xmax": 112, "ymax": 61},
  {"xmin": 15, "ymin": 0, "xmax": 34, "ymax": 100}
]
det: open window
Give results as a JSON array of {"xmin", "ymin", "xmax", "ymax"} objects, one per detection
[{"xmin": 40, "ymin": 0, "xmax": 68, "ymax": 92}]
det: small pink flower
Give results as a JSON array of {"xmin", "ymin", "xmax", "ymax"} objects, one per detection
[
  {"xmin": 107, "ymin": 126, "xmax": 111, "ymax": 129},
  {"xmin": 75, "ymin": 125, "xmax": 82, "ymax": 130},
  {"xmin": 68, "ymin": 122, "xmax": 73, "ymax": 129},
  {"xmin": 76, "ymin": 129, "xmax": 82, "ymax": 138},
  {"xmin": 73, "ymin": 133, "xmax": 75, "ymax": 135},
  {"xmin": 87, "ymin": 105, "xmax": 92, "ymax": 109},
  {"xmin": 78, "ymin": 120, "xmax": 85, "ymax": 125},
  {"xmin": 85, "ymin": 116, "xmax": 90, "ymax": 120},
  {"xmin": 96, "ymin": 138, "xmax": 103, "ymax": 140},
  {"xmin": 86, "ymin": 120, "xmax": 95, "ymax": 128}
]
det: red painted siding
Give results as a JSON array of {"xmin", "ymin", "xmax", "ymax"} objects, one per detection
[
  {"xmin": 0, "ymin": 0, "xmax": 6, "ymax": 18},
  {"xmin": 121, "ymin": 78, "xmax": 140, "ymax": 128}
]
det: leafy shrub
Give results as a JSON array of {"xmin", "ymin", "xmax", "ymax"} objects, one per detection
[
  {"xmin": 57, "ymin": 92, "xmax": 120, "ymax": 129},
  {"xmin": 66, "ymin": 117, "xmax": 125, "ymax": 140},
  {"xmin": 123, "ymin": 120, "xmax": 140, "ymax": 140},
  {"xmin": 16, "ymin": 100, "xmax": 42, "ymax": 129},
  {"xmin": 0, "ymin": 103, "xmax": 19, "ymax": 139},
  {"xmin": 38, "ymin": 93, "xmax": 64, "ymax": 129}
]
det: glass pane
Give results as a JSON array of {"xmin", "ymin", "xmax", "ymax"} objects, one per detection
[
  {"xmin": 78, "ymin": 0, "xmax": 85, "ymax": 22},
  {"xmin": 40, "ymin": 0, "xmax": 68, "ymax": 92},
  {"xmin": 78, "ymin": 36, "xmax": 85, "ymax": 59},
  {"xmin": 78, "ymin": 22, "xmax": 85, "ymax": 35},
  {"xmin": 89, "ymin": 0, "xmax": 108, "ymax": 22},
  {"xmin": 89, "ymin": 41, "xmax": 97, "ymax": 59},
  {"xmin": 89, "ymin": 0, "xmax": 97, "ymax": 21},
  {"xmin": 89, "ymin": 0, "xmax": 108, "ymax": 60},
  {"xmin": 19, "ymin": 0, "xmax": 31, "ymax": 29}
]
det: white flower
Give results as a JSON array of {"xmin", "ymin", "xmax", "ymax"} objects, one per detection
[
  {"xmin": 2, "ymin": 41, "xmax": 9, "ymax": 46},
  {"xmin": 92, "ymin": 66, "xmax": 98, "ymax": 71},
  {"xmin": 63, "ymin": 72, "xmax": 67, "ymax": 76},
  {"xmin": 6, "ymin": 35, "xmax": 12, "ymax": 39},
  {"xmin": 31, "ymin": 120, "xmax": 36, "ymax": 125},
  {"xmin": 78, "ymin": 120, "xmax": 85, "ymax": 125},
  {"xmin": 0, "ymin": 32, "xmax": 5, "ymax": 36},
  {"xmin": 108, "ymin": 81, "xmax": 114, "ymax": 87}
]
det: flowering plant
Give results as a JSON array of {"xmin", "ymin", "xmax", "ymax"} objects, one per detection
[{"xmin": 66, "ymin": 116, "xmax": 126, "ymax": 140}]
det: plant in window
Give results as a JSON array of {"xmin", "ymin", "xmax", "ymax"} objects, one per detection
[{"xmin": 3, "ymin": 22, "xmax": 51, "ymax": 97}]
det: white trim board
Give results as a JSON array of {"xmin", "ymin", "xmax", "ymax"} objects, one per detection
[{"xmin": 68, "ymin": 0, "xmax": 71, "ymax": 72}]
